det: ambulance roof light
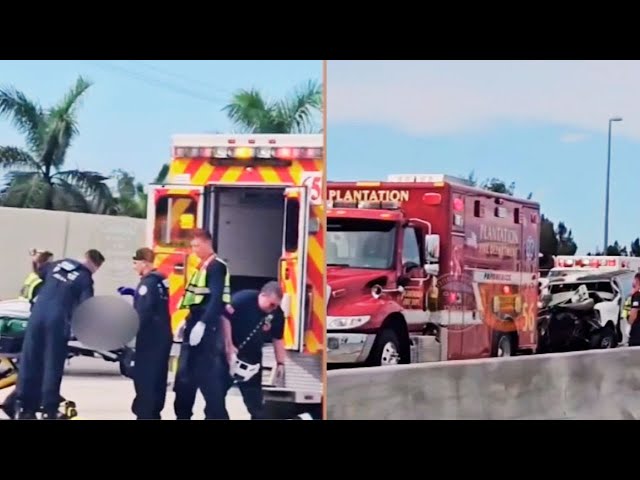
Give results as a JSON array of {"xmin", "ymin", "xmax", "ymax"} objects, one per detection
[
  {"xmin": 174, "ymin": 146, "xmax": 323, "ymax": 161},
  {"xmin": 387, "ymin": 173, "xmax": 474, "ymax": 186}
]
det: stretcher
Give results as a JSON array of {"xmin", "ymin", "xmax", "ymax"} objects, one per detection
[
  {"xmin": 0, "ymin": 354, "xmax": 79, "ymax": 420},
  {"xmin": 0, "ymin": 299, "xmax": 78, "ymax": 419}
]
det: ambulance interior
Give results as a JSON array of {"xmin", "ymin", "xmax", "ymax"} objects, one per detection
[{"xmin": 211, "ymin": 186, "xmax": 287, "ymax": 296}]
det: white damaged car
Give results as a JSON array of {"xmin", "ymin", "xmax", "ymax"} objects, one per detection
[{"xmin": 538, "ymin": 269, "xmax": 634, "ymax": 351}]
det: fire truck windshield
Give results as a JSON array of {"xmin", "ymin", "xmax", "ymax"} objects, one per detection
[{"xmin": 327, "ymin": 218, "xmax": 396, "ymax": 270}]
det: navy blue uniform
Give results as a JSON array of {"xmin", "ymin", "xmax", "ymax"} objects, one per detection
[
  {"xmin": 629, "ymin": 291, "xmax": 640, "ymax": 346},
  {"xmin": 16, "ymin": 259, "xmax": 94, "ymax": 417},
  {"xmin": 222, "ymin": 289, "xmax": 285, "ymax": 420},
  {"xmin": 174, "ymin": 258, "xmax": 228, "ymax": 420},
  {"xmin": 131, "ymin": 270, "xmax": 172, "ymax": 420}
]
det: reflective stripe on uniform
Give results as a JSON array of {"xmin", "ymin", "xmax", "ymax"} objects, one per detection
[
  {"xmin": 185, "ymin": 286, "xmax": 211, "ymax": 295},
  {"xmin": 219, "ymin": 257, "xmax": 231, "ymax": 304},
  {"xmin": 623, "ymin": 296, "xmax": 632, "ymax": 320}
]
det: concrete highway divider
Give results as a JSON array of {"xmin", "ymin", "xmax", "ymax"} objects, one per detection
[{"xmin": 327, "ymin": 347, "xmax": 640, "ymax": 420}]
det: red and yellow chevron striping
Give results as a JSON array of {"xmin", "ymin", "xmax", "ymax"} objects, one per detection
[{"xmin": 156, "ymin": 158, "xmax": 325, "ymax": 354}]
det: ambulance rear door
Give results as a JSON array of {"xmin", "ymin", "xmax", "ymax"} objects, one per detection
[
  {"xmin": 280, "ymin": 186, "xmax": 310, "ymax": 352},
  {"xmin": 146, "ymin": 184, "xmax": 204, "ymax": 333}
]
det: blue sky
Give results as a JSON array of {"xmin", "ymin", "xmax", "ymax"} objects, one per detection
[
  {"xmin": 0, "ymin": 59, "xmax": 322, "ymax": 183},
  {"xmin": 327, "ymin": 60, "xmax": 640, "ymax": 254}
]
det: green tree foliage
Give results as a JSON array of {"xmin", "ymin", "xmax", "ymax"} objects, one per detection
[
  {"xmin": 111, "ymin": 165, "xmax": 170, "ymax": 218},
  {"xmin": 0, "ymin": 77, "xmax": 114, "ymax": 213},
  {"xmin": 223, "ymin": 79, "xmax": 322, "ymax": 134}
]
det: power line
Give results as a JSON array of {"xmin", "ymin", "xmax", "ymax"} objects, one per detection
[
  {"xmin": 128, "ymin": 60, "xmax": 231, "ymax": 97},
  {"xmin": 82, "ymin": 60, "xmax": 227, "ymax": 105}
]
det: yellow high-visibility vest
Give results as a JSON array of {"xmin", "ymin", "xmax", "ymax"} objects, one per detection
[
  {"xmin": 19, "ymin": 273, "xmax": 42, "ymax": 301},
  {"xmin": 623, "ymin": 296, "xmax": 632, "ymax": 321},
  {"xmin": 179, "ymin": 256, "xmax": 231, "ymax": 309}
]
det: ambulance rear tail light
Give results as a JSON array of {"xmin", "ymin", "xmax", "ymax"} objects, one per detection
[{"xmin": 607, "ymin": 259, "xmax": 617, "ymax": 267}]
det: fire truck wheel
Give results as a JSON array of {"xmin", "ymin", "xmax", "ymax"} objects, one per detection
[
  {"xmin": 368, "ymin": 329, "xmax": 402, "ymax": 366},
  {"xmin": 491, "ymin": 331, "xmax": 517, "ymax": 358}
]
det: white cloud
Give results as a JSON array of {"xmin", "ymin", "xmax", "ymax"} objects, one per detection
[
  {"xmin": 327, "ymin": 60, "xmax": 640, "ymax": 139},
  {"xmin": 560, "ymin": 133, "xmax": 589, "ymax": 143}
]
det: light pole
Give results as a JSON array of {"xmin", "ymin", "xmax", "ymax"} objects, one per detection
[{"xmin": 604, "ymin": 116, "xmax": 623, "ymax": 252}]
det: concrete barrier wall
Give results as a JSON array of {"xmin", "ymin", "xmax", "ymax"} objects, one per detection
[
  {"xmin": 327, "ymin": 348, "xmax": 640, "ymax": 420},
  {"xmin": 0, "ymin": 207, "xmax": 146, "ymax": 299}
]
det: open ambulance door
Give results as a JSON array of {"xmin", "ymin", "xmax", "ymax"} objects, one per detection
[
  {"xmin": 280, "ymin": 186, "xmax": 310, "ymax": 352},
  {"xmin": 146, "ymin": 184, "xmax": 204, "ymax": 334}
]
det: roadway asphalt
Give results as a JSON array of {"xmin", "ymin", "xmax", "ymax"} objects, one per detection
[{"xmin": 0, "ymin": 356, "xmax": 250, "ymax": 420}]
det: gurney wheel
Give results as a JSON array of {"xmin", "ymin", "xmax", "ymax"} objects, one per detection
[{"xmin": 63, "ymin": 401, "xmax": 78, "ymax": 419}]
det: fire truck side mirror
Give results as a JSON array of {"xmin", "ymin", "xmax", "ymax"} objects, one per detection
[
  {"xmin": 424, "ymin": 264, "xmax": 440, "ymax": 276},
  {"xmin": 425, "ymin": 234, "xmax": 440, "ymax": 263}
]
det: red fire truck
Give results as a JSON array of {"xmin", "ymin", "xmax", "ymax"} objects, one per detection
[{"xmin": 326, "ymin": 173, "xmax": 541, "ymax": 367}]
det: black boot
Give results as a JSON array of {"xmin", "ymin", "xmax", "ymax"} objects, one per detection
[
  {"xmin": 14, "ymin": 402, "xmax": 37, "ymax": 420},
  {"xmin": 41, "ymin": 410, "xmax": 63, "ymax": 420}
]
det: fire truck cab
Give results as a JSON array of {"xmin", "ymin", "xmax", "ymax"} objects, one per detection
[
  {"xmin": 326, "ymin": 174, "xmax": 541, "ymax": 367},
  {"xmin": 146, "ymin": 134, "xmax": 324, "ymax": 418}
]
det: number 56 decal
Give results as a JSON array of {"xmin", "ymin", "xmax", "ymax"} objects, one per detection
[{"xmin": 301, "ymin": 172, "xmax": 323, "ymax": 206}]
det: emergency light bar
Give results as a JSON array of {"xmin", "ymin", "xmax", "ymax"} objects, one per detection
[
  {"xmin": 174, "ymin": 146, "xmax": 323, "ymax": 161},
  {"xmin": 554, "ymin": 257, "xmax": 627, "ymax": 269}
]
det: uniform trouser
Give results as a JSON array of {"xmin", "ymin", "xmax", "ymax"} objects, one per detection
[
  {"xmin": 16, "ymin": 313, "xmax": 69, "ymax": 415},
  {"xmin": 132, "ymin": 337, "xmax": 172, "ymax": 420},
  {"xmin": 630, "ymin": 324, "xmax": 640, "ymax": 346},
  {"xmin": 223, "ymin": 367, "xmax": 266, "ymax": 420},
  {"xmin": 173, "ymin": 341, "xmax": 228, "ymax": 420}
]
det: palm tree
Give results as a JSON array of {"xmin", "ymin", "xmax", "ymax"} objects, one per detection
[
  {"xmin": 111, "ymin": 164, "xmax": 170, "ymax": 218},
  {"xmin": 0, "ymin": 76, "xmax": 114, "ymax": 213},
  {"xmin": 223, "ymin": 79, "xmax": 322, "ymax": 134}
]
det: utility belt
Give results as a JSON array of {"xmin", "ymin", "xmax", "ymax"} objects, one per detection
[{"xmin": 229, "ymin": 317, "xmax": 266, "ymax": 384}]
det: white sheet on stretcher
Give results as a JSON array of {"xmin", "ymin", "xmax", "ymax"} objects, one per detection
[{"xmin": 0, "ymin": 298, "xmax": 30, "ymax": 320}]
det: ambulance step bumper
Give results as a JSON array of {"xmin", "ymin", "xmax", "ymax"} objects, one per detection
[{"xmin": 262, "ymin": 349, "xmax": 322, "ymax": 404}]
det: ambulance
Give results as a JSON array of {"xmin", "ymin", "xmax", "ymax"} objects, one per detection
[
  {"xmin": 539, "ymin": 256, "xmax": 640, "ymax": 299},
  {"xmin": 146, "ymin": 134, "xmax": 324, "ymax": 417},
  {"xmin": 326, "ymin": 173, "xmax": 541, "ymax": 366}
]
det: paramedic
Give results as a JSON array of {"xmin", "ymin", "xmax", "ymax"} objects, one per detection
[
  {"xmin": 173, "ymin": 228, "xmax": 231, "ymax": 420},
  {"xmin": 2, "ymin": 251, "xmax": 55, "ymax": 419},
  {"xmin": 628, "ymin": 273, "xmax": 640, "ymax": 346},
  {"xmin": 221, "ymin": 281, "xmax": 286, "ymax": 420},
  {"xmin": 120, "ymin": 248, "xmax": 172, "ymax": 420},
  {"xmin": 14, "ymin": 249, "xmax": 105, "ymax": 419},
  {"xmin": 19, "ymin": 250, "xmax": 54, "ymax": 304}
]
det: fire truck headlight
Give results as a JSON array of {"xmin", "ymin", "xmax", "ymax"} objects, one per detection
[{"xmin": 327, "ymin": 315, "xmax": 370, "ymax": 330}]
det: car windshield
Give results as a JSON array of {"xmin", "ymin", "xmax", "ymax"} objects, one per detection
[
  {"xmin": 548, "ymin": 269, "xmax": 583, "ymax": 278},
  {"xmin": 327, "ymin": 218, "xmax": 396, "ymax": 269}
]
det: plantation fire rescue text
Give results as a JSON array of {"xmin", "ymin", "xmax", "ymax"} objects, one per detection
[{"xmin": 329, "ymin": 189, "xmax": 410, "ymax": 203}]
